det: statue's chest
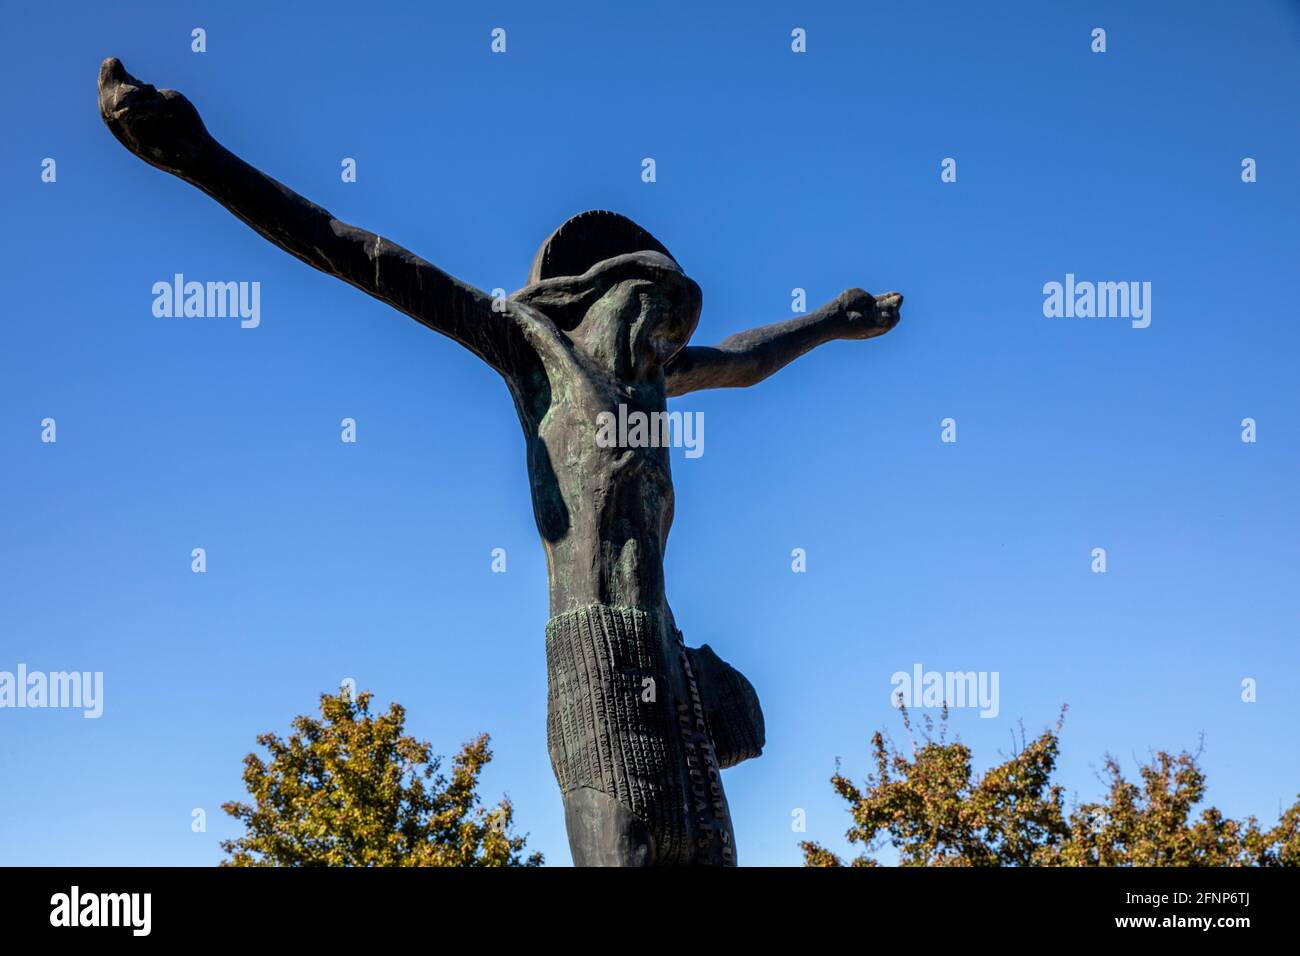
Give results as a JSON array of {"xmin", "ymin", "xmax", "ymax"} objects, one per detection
[{"xmin": 536, "ymin": 381, "xmax": 675, "ymax": 502}]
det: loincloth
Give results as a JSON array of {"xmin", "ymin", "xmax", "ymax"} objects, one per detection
[{"xmin": 544, "ymin": 603, "xmax": 764, "ymax": 866}]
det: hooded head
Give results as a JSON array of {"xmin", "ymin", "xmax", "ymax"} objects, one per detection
[{"xmin": 512, "ymin": 211, "xmax": 702, "ymax": 378}]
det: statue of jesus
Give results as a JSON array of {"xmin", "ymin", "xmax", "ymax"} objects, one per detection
[{"xmin": 98, "ymin": 57, "xmax": 903, "ymax": 866}]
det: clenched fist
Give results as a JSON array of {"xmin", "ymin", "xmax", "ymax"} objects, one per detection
[
  {"xmin": 836, "ymin": 288, "xmax": 903, "ymax": 340},
  {"xmin": 98, "ymin": 57, "xmax": 209, "ymax": 173}
]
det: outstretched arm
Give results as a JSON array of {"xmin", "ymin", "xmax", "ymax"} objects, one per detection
[
  {"xmin": 665, "ymin": 289, "xmax": 901, "ymax": 396},
  {"xmin": 98, "ymin": 58, "xmax": 516, "ymax": 373}
]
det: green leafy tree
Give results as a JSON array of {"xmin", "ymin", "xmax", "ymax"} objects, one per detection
[
  {"xmin": 802, "ymin": 706, "xmax": 1299, "ymax": 867},
  {"xmin": 220, "ymin": 690, "xmax": 542, "ymax": 866}
]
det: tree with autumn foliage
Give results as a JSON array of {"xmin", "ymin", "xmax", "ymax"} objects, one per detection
[
  {"xmin": 802, "ymin": 706, "xmax": 1299, "ymax": 867},
  {"xmin": 220, "ymin": 690, "xmax": 542, "ymax": 866}
]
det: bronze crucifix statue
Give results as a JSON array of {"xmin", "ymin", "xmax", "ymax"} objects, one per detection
[{"xmin": 98, "ymin": 56, "xmax": 902, "ymax": 867}]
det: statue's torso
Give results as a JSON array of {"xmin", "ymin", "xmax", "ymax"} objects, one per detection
[
  {"xmin": 501, "ymin": 302, "xmax": 745, "ymax": 868},
  {"xmin": 506, "ymin": 316, "xmax": 676, "ymax": 621}
]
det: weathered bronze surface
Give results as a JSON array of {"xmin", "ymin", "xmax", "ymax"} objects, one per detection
[{"xmin": 98, "ymin": 57, "xmax": 902, "ymax": 866}]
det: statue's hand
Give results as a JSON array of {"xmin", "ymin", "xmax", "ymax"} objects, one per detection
[
  {"xmin": 836, "ymin": 288, "xmax": 902, "ymax": 340},
  {"xmin": 98, "ymin": 57, "xmax": 209, "ymax": 171}
]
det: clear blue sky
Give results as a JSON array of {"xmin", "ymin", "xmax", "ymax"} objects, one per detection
[{"xmin": 2, "ymin": 0, "xmax": 1297, "ymax": 866}]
